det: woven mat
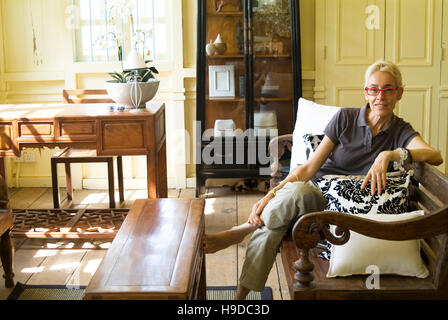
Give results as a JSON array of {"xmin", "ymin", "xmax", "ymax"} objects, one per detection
[
  {"xmin": 11, "ymin": 208, "xmax": 129, "ymax": 239},
  {"xmin": 7, "ymin": 283, "xmax": 273, "ymax": 300}
]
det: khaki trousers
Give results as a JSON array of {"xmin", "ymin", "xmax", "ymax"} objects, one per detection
[{"xmin": 239, "ymin": 181, "xmax": 327, "ymax": 292}]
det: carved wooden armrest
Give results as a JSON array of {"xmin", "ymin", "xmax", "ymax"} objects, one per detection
[
  {"xmin": 291, "ymin": 208, "xmax": 448, "ymax": 290},
  {"xmin": 268, "ymin": 134, "xmax": 293, "ymax": 188}
]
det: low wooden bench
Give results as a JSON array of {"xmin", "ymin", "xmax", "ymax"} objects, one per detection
[
  {"xmin": 83, "ymin": 198, "xmax": 206, "ymax": 300},
  {"xmin": 270, "ymin": 134, "xmax": 448, "ymax": 299}
]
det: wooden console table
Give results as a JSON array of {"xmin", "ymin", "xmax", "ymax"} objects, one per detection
[{"xmin": 0, "ymin": 102, "xmax": 167, "ymax": 199}]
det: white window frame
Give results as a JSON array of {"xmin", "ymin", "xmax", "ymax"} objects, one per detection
[{"xmin": 69, "ymin": 0, "xmax": 173, "ymax": 72}]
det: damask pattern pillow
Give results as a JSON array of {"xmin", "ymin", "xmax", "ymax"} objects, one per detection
[
  {"xmin": 316, "ymin": 170, "xmax": 413, "ymax": 215},
  {"xmin": 303, "ymin": 133, "xmax": 324, "ymax": 160},
  {"xmin": 315, "ymin": 170, "xmax": 414, "ymax": 260}
]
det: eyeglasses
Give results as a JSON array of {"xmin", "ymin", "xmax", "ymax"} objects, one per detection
[{"xmin": 365, "ymin": 87, "xmax": 398, "ymax": 96}]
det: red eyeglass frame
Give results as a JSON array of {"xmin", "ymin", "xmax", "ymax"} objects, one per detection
[{"xmin": 364, "ymin": 87, "xmax": 398, "ymax": 96}]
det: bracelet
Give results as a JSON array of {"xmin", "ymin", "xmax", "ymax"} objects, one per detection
[{"xmin": 270, "ymin": 187, "xmax": 281, "ymax": 197}]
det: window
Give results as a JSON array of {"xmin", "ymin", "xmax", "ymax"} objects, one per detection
[{"xmin": 71, "ymin": 0, "xmax": 169, "ymax": 63}]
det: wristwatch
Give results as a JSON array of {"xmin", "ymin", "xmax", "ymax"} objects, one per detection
[
  {"xmin": 398, "ymin": 147, "xmax": 408, "ymax": 163},
  {"xmin": 397, "ymin": 147, "xmax": 413, "ymax": 165}
]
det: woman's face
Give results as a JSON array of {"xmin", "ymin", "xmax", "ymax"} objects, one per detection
[{"xmin": 364, "ymin": 71, "xmax": 403, "ymax": 118}]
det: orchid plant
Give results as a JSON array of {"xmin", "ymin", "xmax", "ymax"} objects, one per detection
[{"xmin": 93, "ymin": 0, "xmax": 158, "ymax": 83}]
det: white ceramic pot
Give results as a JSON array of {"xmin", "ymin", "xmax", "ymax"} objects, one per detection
[
  {"xmin": 206, "ymin": 40, "xmax": 216, "ymax": 56},
  {"xmin": 104, "ymin": 79, "xmax": 160, "ymax": 110}
]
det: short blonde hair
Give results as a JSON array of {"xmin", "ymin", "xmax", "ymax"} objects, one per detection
[{"xmin": 364, "ymin": 60, "xmax": 403, "ymax": 88}]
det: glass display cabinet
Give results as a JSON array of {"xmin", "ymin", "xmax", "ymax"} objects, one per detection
[{"xmin": 196, "ymin": 0, "xmax": 302, "ymax": 196}]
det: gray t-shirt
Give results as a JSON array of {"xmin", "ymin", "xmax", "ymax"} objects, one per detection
[{"xmin": 314, "ymin": 103, "xmax": 419, "ymax": 181}]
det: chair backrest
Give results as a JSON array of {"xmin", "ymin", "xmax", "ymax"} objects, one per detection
[{"xmin": 62, "ymin": 89, "xmax": 114, "ymax": 104}]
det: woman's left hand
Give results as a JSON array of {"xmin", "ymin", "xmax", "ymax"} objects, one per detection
[{"xmin": 361, "ymin": 151, "xmax": 391, "ymax": 195}]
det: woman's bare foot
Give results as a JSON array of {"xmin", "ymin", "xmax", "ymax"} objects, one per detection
[{"xmin": 203, "ymin": 222, "xmax": 258, "ymax": 253}]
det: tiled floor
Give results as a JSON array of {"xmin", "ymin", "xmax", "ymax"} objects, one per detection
[{"xmin": 0, "ymin": 187, "xmax": 290, "ymax": 300}]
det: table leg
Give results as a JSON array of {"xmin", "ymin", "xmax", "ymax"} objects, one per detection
[
  {"xmin": 158, "ymin": 143, "xmax": 168, "ymax": 198},
  {"xmin": 117, "ymin": 156, "xmax": 124, "ymax": 202},
  {"xmin": 198, "ymin": 254, "xmax": 207, "ymax": 300},
  {"xmin": 107, "ymin": 158, "xmax": 116, "ymax": 208},
  {"xmin": 65, "ymin": 163, "xmax": 73, "ymax": 201},
  {"xmin": 51, "ymin": 158, "xmax": 60, "ymax": 208},
  {"xmin": 146, "ymin": 152, "xmax": 157, "ymax": 199},
  {"xmin": 0, "ymin": 157, "xmax": 6, "ymax": 182},
  {"xmin": 146, "ymin": 146, "xmax": 168, "ymax": 199}
]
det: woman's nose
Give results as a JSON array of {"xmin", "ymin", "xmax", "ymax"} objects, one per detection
[{"xmin": 376, "ymin": 91, "xmax": 386, "ymax": 99}]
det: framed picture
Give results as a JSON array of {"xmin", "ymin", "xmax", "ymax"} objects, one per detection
[{"xmin": 209, "ymin": 65, "xmax": 235, "ymax": 98}]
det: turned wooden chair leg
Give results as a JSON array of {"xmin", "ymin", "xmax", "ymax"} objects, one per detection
[
  {"xmin": 0, "ymin": 229, "xmax": 14, "ymax": 288},
  {"xmin": 107, "ymin": 158, "xmax": 116, "ymax": 208},
  {"xmin": 51, "ymin": 158, "xmax": 60, "ymax": 209},
  {"xmin": 293, "ymin": 248, "xmax": 315, "ymax": 290},
  {"xmin": 65, "ymin": 162, "xmax": 73, "ymax": 201},
  {"xmin": 117, "ymin": 156, "xmax": 124, "ymax": 203}
]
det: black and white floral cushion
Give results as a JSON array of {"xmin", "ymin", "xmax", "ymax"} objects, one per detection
[
  {"xmin": 303, "ymin": 134, "xmax": 324, "ymax": 160},
  {"xmin": 315, "ymin": 170, "xmax": 414, "ymax": 260}
]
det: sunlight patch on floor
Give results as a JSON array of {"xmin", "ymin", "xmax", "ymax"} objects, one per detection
[
  {"xmin": 49, "ymin": 262, "xmax": 80, "ymax": 271},
  {"xmin": 21, "ymin": 266, "xmax": 44, "ymax": 274},
  {"xmin": 204, "ymin": 198, "xmax": 216, "ymax": 215},
  {"xmin": 83, "ymin": 259, "xmax": 102, "ymax": 273},
  {"xmin": 80, "ymin": 193, "xmax": 108, "ymax": 204},
  {"xmin": 34, "ymin": 250, "xmax": 57, "ymax": 258},
  {"xmin": 46, "ymin": 241, "xmax": 76, "ymax": 249}
]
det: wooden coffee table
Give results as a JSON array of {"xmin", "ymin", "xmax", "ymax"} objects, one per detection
[{"xmin": 83, "ymin": 198, "xmax": 206, "ymax": 300}]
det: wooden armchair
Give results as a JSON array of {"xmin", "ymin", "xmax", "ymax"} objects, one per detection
[
  {"xmin": 0, "ymin": 175, "xmax": 14, "ymax": 288},
  {"xmin": 52, "ymin": 89, "xmax": 124, "ymax": 208},
  {"xmin": 270, "ymin": 134, "xmax": 448, "ymax": 299}
]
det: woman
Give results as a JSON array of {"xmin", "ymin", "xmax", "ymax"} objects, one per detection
[{"xmin": 203, "ymin": 60, "xmax": 443, "ymax": 300}]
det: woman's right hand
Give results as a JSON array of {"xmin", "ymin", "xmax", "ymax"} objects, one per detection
[{"xmin": 248, "ymin": 193, "xmax": 275, "ymax": 227}]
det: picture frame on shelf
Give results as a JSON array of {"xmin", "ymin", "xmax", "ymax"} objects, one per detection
[
  {"xmin": 254, "ymin": 36, "xmax": 272, "ymax": 54},
  {"xmin": 269, "ymin": 41, "xmax": 283, "ymax": 55},
  {"xmin": 209, "ymin": 65, "xmax": 235, "ymax": 98},
  {"xmin": 252, "ymin": 0, "xmax": 259, "ymax": 12}
]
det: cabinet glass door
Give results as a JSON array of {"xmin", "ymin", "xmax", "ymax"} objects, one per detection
[
  {"xmin": 252, "ymin": 0, "xmax": 295, "ymax": 137},
  {"xmin": 204, "ymin": 1, "xmax": 246, "ymax": 139}
]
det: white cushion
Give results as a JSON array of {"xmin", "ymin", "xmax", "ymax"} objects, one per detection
[
  {"xmin": 290, "ymin": 98, "xmax": 340, "ymax": 173},
  {"xmin": 327, "ymin": 210, "xmax": 429, "ymax": 278}
]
